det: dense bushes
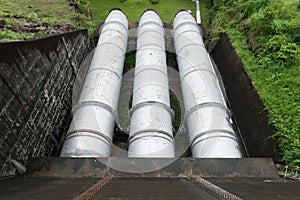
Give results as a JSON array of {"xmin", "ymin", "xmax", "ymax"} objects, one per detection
[{"xmin": 206, "ymin": 0, "xmax": 300, "ymax": 165}]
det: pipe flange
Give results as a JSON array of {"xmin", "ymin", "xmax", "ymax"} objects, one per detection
[
  {"xmin": 134, "ymin": 64, "xmax": 168, "ymax": 78},
  {"xmin": 65, "ymin": 129, "xmax": 113, "ymax": 147},
  {"xmin": 73, "ymin": 101, "xmax": 114, "ymax": 113},
  {"xmin": 72, "ymin": 101, "xmax": 119, "ymax": 124},
  {"xmin": 101, "ymin": 20, "xmax": 128, "ymax": 32},
  {"xmin": 128, "ymin": 128, "xmax": 174, "ymax": 144},
  {"xmin": 190, "ymin": 129, "xmax": 238, "ymax": 149},
  {"xmin": 173, "ymin": 20, "xmax": 200, "ymax": 33},
  {"xmin": 139, "ymin": 20, "xmax": 163, "ymax": 30},
  {"xmin": 184, "ymin": 102, "xmax": 232, "ymax": 124},
  {"xmin": 129, "ymin": 100, "xmax": 175, "ymax": 119}
]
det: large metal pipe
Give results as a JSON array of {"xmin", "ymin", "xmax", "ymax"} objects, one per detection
[
  {"xmin": 60, "ymin": 10, "xmax": 128, "ymax": 157},
  {"xmin": 128, "ymin": 10, "xmax": 175, "ymax": 158},
  {"xmin": 174, "ymin": 11, "xmax": 242, "ymax": 158}
]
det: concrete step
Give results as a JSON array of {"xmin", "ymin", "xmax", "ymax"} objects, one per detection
[{"xmin": 26, "ymin": 157, "xmax": 278, "ymax": 178}]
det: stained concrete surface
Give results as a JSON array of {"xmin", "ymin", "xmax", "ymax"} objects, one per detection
[
  {"xmin": 0, "ymin": 177, "xmax": 98, "ymax": 200},
  {"xmin": 1, "ymin": 176, "xmax": 299, "ymax": 200},
  {"xmin": 0, "ymin": 30, "xmax": 90, "ymax": 177},
  {"xmin": 26, "ymin": 157, "xmax": 278, "ymax": 178},
  {"xmin": 0, "ymin": 177, "xmax": 220, "ymax": 200},
  {"xmin": 206, "ymin": 178, "xmax": 300, "ymax": 200},
  {"xmin": 91, "ymin": 178, "xmax": 218, "ymax": 200}
]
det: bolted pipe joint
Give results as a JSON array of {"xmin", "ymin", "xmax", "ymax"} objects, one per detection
[
  {"xmin": 60, "ymin": 10, "xmax": 128, "ymax": 157},
  {"xmin": 128, "ymin": 11, "xmax": 175, "ymax": 158},
  {"xmin": 174, "ymin": 11, "xmax": 242, "ymax": 158}
]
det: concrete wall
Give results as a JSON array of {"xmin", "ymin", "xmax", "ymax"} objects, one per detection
[
  {"xmin": 212, "ymin": 33, "xmax": 280, "ymax": 161},
  {"xmin": 0, "ymin": 30, "xmax": 90, "ymax": 177}
]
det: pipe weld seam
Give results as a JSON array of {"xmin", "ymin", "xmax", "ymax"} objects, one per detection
[
  {"xmin": 175, "ymin": 42, "xmax": 206, "ymax": 54},
  {"xmin": 133, "ymin": 82, "xmax": 169, "ymax": 95},
  {"xmin": 88, "ymin": 67, "xmax": 121, "ymax": 79},
  {"xmin": 97, "ymin": 41, "xmax": 127, "ymax": 53},
  {"xmin": 130, "ymin": 100, "xmax": 174, "ymax": 119},
  {"xmin": 190, "ymin": 129, "xmax": 238, "ymax": 148},
  {"xmin": 180, "ymin": 67, "xmax": 217, "ymax": 82},
  {"xmin": 73, "ymin": 101, "xmax": 114, "ymax": 114},
  {"xmin": 174, "ymin": 29, "xmax": 201, "ymax": 41},
  {"xmin": 129, "ymin": 129, "xmax": 174, "ymax": 144},
  {"xmin": 65, "ymin": 129, "xmax": 113, "ymax": 146},
  {"xmin": 138, "ymin": 28, "xmax": 164, "ymax": 38},
  {"xmin": 100, "ymin": 28, "xmax": 128, "ymax": 40},
  {"xmin": 139, "ymin": 20, "xmax": 163, "ymax": 29},
  {"xmin": 101, "ymin": 20, "xmax": 128, "ymax": 32},
  {"xmin": 137, "ymin": 42, "xmax": 165, "ymax": 51},
  {"xmin": 134, "ymin": 65, "xmax": 168, "ymax": 77},
  {"xmin": 174, "ymin": 21, "xmax": 200, "ymax": 32},
  {"xmin": 184, "ymin": 102, "xmax": 232, "ymax": 122}
]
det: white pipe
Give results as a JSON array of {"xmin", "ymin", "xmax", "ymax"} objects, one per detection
[
  {"xmin": 195, "ymin": 0, "xmax": 201, "ymax": 24},
  {"xmin": 128, "ymin": 10, "xmax": 175, "ymax": 158},
  {"xmin": 60, "ymin": 10, "xmax": 128, "ymax": 157},
  {"xmin": 174, "ymin": 11, "xmax": 242, "ymax": 158}
]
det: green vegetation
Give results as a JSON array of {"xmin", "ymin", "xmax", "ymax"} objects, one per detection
[
  {"xmin": 89, "ymin": 0, "xmax": 194, "ymax": 22},
  {"xmin": 124, "ymin": 51, "xmax": 136, "ymax": 70},
  {"xmin": 204, "ymin": 0, "xmax": 300, "ymax": 165},
  {"xmin": 0, "ymin": 0, "xmax": 95, "ymax": 42},
  {"xmin": 0, "ymin": 0, "xmax": 194, "ymax": 41}
]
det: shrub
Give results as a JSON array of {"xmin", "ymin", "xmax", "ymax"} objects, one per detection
[{"xmin": 264, "ymin": 35, "xmax": 300, "ymax": 64}]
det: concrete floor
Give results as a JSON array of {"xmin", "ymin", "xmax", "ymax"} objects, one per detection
[
  {"xmin": 1, "ymin": 158, "xmax": 299, "ymax": 199},
  {"xmin": 207, "ymin": 178, "xmax": 300, "ymax": 200},
  {"xmin": 1, "ymin": 176, "xmax": 299, "ymax": 200}
]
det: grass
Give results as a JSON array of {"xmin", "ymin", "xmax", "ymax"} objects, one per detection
[
  {"xmin": 90, "ymin": 0, "xmax": 195, "ymax": 22},
  {"xmin": 0, "ymin": 0, "xmax": 95, "ymax": 42},
  {"xmin": 1, "ymin": 0, "xmax": 196, "ymax": 41}
]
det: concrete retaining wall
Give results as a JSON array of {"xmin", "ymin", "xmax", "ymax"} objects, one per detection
[
  {"xmin": 0, "ymin": 30, "xmax": 90, "ymax": 177},
  {"xmin": 212, "ymin": 33, "xmax": 280, "ymax": 161}
]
